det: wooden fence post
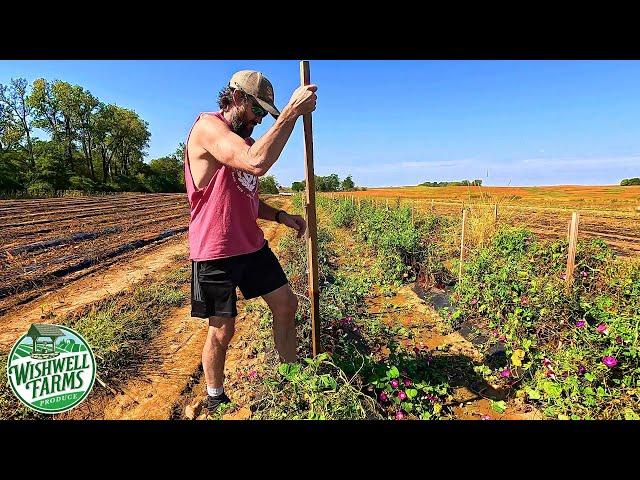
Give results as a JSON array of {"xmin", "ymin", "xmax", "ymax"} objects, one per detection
[
  {"xmin": 565, "ymin": 212, "xmax": 580, "ymax": 292},
  {"xmin": 494, "ymin": 204, "xmax": 498, "ymax": 223},
  {"xmin": 459, "ymin": 209, "xmax": 468, "ymax": 284}
]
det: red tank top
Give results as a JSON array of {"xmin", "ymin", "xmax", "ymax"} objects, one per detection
[{"xmin": 184, "ymin": 111, "xmax": 265, "ymax": 261}]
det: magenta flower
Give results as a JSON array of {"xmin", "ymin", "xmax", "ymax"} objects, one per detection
[
  {"xmin": 581, "ymin": 271, "xmax": 588, "ymax": 278},
  {"xmin": 481, "ymin": 415, "xmax": 492, "ymax": 420},
  {"xmin": 561, "ymin": 273, "xmax": 567, "ymax": 280},
  {"xmin": 398, "ymin": 391, "xmax": 407, "ymax": 400},
  {"xmin": 575, "ymin": 320, "xmax": 586, "ymax": 328},
  {"xmin": 615, "ymin": 336, "xmax": 623, "ymax": 345},
  {"xmin": 390, "ymin": 379, "xmax": 399, "ymax": 388},
  {"xmin": 577, "ymin": 365, "xmax": 586, "ymax": 375},
  {"xmin": 603, "ymin": 356, "xmax": 618, "ymax": 368},
  {"xmin": 395, "ymin": 411, "xmax": 405, "ymax": 420},
  {"xmin": 543, "ymin": 358, "xmax": 552, "ymax": 368},
  {"xmin": 596, "ymin": 323, "xmax": 608, "ymax": 334},
  {"xmin": 545, "ymin": 370, "xmax": 556, "ymax": 379},
  {"xmin": 379, "ymin": 392, "xmax": 388, "ymax": 402},
  {"xmin": 500, "ymin": 368, "xmax": 511, "ymax": 378},
  {"xmin": 404, "ymin": 379, "xmax": 412, "ymax": 387},
  {"xmin": 248, "ymin": 370, "xmax": 258, "ymax": 380}
]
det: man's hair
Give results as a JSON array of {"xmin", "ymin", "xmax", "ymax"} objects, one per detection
[{"xmin": 218, "ymin": 86, "xmax": 250, "ymax": 111}]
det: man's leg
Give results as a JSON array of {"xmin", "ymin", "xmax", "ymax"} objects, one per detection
[
  {"xmin": 202, "ymin": 315, "xmax": 236, "ymax": 392},
  {"xmin": 262, "ymin": 284, "xmax": 298, "ymax": 363}
]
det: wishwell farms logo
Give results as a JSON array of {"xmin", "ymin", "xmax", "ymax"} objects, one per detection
[{"xmin": 6, "ymin": 324, "xmax": 96, "ymax": 414}]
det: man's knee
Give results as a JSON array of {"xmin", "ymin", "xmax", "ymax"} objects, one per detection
[
  {"xmin": 207, "ymin": 317, "xmax": 236, "ymax": 348},
  {"xmin": 271, "ymin": 291, "xmax": 298, "ymax": 319}
]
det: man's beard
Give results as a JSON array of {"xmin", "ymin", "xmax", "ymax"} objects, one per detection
[{"xmin": 230, "ymin": 109, "xmax": 254, "ymax": 139}]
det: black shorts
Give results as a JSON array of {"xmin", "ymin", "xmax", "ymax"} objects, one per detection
[{"xmin": 190, "ymin": 240, "xmax": 289, "ymax": 320}]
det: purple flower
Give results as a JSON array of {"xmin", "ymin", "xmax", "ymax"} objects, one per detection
[
  {"xmin": 404, "ymin": 379, "xmax": 412, "ymax": 387},
  {"xmin": 581, "ymin": 271, "xmax": 588, "ymax": 278},
  {"xmin": 577, "ymin": 365, "xmax": 586, "ymax": 375},
  {"xmin": 596, "ymin": 323, "xmax": 608, "ymax": 334},
  {"xmin": 379, "ymin": 392, "xmax": 388, "ymax": 402},
  {"xmin": 575, "ymin": 320, "xmax": 586, "ymax": 328},
  {"xmin": 603, "ymin": 356, "xmax": 618, "ymax": 368},
  {"xmin": 561, "ymin": 273, "xmax": 567, "ymax": 280},
  {"xmin": 615, "ymin": 336, "xmax": 623, "ymax": 345},
  {"xmin": 390, "ymin": 379, "xmax": 399, "ymax": 388},
  {"xmin": 395, "ymin": 410, "xmax": 405, "ymax": 420},
  {"xmin": 500, "ymin": 368, "xmax": 511, "ymax": 378},
  {"xmin": 398, "ymin": 391, "xmax": 407, "ymax": 400}
]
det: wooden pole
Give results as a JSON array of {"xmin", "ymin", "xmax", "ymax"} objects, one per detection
[
  {"xmin": 459, "ymin": 209, "xmax": 467, "ymax": 283},
  {"xmin": 493, "ymin": 204, "xmax": 498, "ymax": 223},
  {"xmin": 431, "ymin": 199, "xmax": 434, "ymax": 212},
  {"xmin": 300, "ymin": 61, "xmax": 321, "ymax": 357},
  {"xmin": 565, "ymin": 212, "xmax": 580, "ymax": 293}
]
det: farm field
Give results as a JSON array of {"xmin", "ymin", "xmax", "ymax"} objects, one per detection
[
  {"xmin": 334, "ymin": 185, "xmax": 640, "ymax": 257},
  {"xmin": 1, "ymin": 191, "xmax": 638, "ymax": 420}
]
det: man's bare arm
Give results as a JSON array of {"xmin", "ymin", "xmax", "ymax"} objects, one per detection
[
  {"xmin": 194, "ymin": 85, "xmax": 317, "ymax": 176},
  {"xmin": 258, "ymin": 200, "xmax": 307, "ymax": 239},
  {"xmin": 258, "ymin": 199, "xmax": 280, "ymax": 222}
]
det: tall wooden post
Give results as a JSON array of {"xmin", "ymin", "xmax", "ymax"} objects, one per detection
[
  {"xmin": 493, "ymin": 204, "xmax": 498, "ymax": 223},
  {"xmin": 459, "ymin": 209, "xmax": 468, "ymax": 283},
  {"xmin": 565, "ymin": 212, "xmax": 580, "ymax": 293},
  {"xmin": 300, "ymin": 61, "xmax": 321, "ymax": 357}
]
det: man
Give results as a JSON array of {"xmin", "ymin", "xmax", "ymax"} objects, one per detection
[{"xmin": 184, "ymin": 70, "xmax": 317, "ymax": 414}]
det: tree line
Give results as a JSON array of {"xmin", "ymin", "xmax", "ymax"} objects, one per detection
[
  {"xmin": 0, "ymin": 77, "xmax": 185, "ymax": 196},
  {"xmin": 620, "ymin": 178, "xmax": 640, "ymax": 186},
  {"xmin": 419, "ymin": 179, "xmax": 482, "ymax": 187},
  {"xmin": 291, "ymin": 174, "xmax": 363, "ymax": 192}
]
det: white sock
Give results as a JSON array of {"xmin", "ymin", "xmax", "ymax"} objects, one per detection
[{"xmin": 207, "ymin": 385, "xmax": 224, "ymax": 397}]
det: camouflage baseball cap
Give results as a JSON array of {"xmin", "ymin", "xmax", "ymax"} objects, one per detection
[{"xmin": 228, "ymin": 70, "xmax": 280, "ymax": 119}]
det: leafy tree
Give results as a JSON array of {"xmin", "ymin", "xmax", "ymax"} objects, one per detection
[
  {"xmin": 341, "ymin": 175, "xmax": 355, "ymax": 191},
  {"xmin": 259, "ymin": 175, "xmax": 280, "ymax": 194}
]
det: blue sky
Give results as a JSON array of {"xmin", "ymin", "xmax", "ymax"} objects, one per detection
[{"xmin": 1, "ymin": 60, "xmax": 639, "ymax": 187}]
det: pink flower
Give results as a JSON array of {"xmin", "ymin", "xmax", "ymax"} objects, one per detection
[
  {"xmin": 581, "ymin": 271, "xmax": 588, "ymax": 278},
  {"xmin": 395, "ymin": 410, "xmax": 405, "ymax": 420},
  {"xmin": 561, "ymin": 273, "xmax": 567, "ymax": 280},
  {"xmin": 602, "ymin": 356, "xmax": 618, "ymax": 368},
  {"xmin": 379, "ymin": 392, "xmax": 388, "ymax": 402},
  {"xmin": 413, "ymin": 346, "xmax": 420, "ymax": 355},
  {"xmin": 248, "ymin": 370, "xmax": 258, "ymax": 380},
  {"xmin": 575, "ymin": 320, "xmax": 586, "ymax": 328},
  {"xmin": 545, "ymin": 370, "xmax": 556, "ymax": 379},
  {"xmin": 500, "ymin": 368, "xmax": 511, "ymax": 378},
  {"xmin": 520, "ymin": 296, "xmax": 529, "ymax": 305},
  {"xmin": 471, "ymin": 298, "xmax": 478, "ymax": 305},
  {"xmin": 543, "ymin": 358, "xmax": 552, "ymax": 368},
  {"xmin": 398, "ymin": 391, "xmax": 407, "ymax": 400},
  {"xmin": 404, "ymin": 379, "xmax": 412, "ymax": 387},
  {"xmin": 390, "ymin": 379, "xmax": 399, "ymax": 388},
  {"xmin": 596, "ymin": 323, "xmax": 608, "ymax": 334},
  {"xmin": 481, "ymin": 415, "xmax": 492, "ymax": 420},
  {"xmin": 615, "ymin": 336, "xmax": 623, "ymax": 345}
]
